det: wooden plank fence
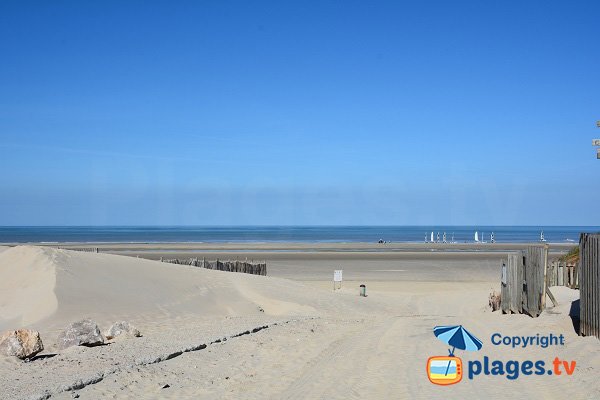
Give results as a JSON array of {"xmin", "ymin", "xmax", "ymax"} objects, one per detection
[
  {"xmin": 579, "ymin": 233, "xmax": 600, "ymax": 339},
  {"xmin": 546, "ymin": 260, "xmax": 578, "ymax": 289},
  {"xmin": 500, "ymin": 245, "xmax": 548, "ymax": 317},
  {"xmin": 161, "ymin": 258, "xmax": 267, "ymax": 276},
  {"xmin": 522, "ymin": 245, "xmax": 547, "ymax": 317},
  {"xmin": 501, "ymin": 253, "xmax": 523, "ymax": 314}
]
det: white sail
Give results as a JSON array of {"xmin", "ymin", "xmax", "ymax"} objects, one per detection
[{"xmin": 475, "ymin": 231, "xmax": 479, "ymax": 242}]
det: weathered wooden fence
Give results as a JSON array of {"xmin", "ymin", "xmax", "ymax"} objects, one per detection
[
  {"xmin": 161, "ymin": 258, "xmax": 267, "ymax": 276},
  {"xmin": 500, "ymin": 245, "xmax": 548, "ymax": 317},
  {"xmin": 546, "ymin": 261, "xmax": 578, "ymax": 288},
  {"xmin": 522, "ymin": 245, "xmax": 548, "ymax": 317},
  {"xmin": 57, "ymin": 246, "xmax": 99, "ymax": 253},
  {"xmin": 501, "ymin": 253, "xmax": 523, "ymax": 314},
  {"xmin": 579, "ymin": 233, "xmax": 600, "ymax": 339}
]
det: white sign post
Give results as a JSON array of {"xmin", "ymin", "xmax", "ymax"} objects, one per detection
[{"xmin": 333, "ymin": 269, "xmax": 343, "ymax": 291}]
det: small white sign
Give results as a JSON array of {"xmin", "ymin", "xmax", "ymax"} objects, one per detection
[
  {"xmin": 333, "ymin": 270, "xmax": 343, "ymax": 282},
  {"xmin": 593, "ymin": 139, "xmax": 600, "ymax": 146}
]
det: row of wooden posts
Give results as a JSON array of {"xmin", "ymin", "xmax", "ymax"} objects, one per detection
[
  {"xmin": 499, "ymin": 233, "xmax": 600, "ymax": 340},
  {"xmin": 546, "ymin": 261, "xmax": 578, "ymax": 288},
  {"xmin": 160, "ymin": 257, "xmax": 267, "ymax": 276},
  {"xmin": 57, "ymin": 247, "xmax": 99, "ymax": 253}
]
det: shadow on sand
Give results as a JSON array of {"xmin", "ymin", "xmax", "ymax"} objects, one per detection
[{"xmin": 569, "ymin": 299, "xmax": 580, "ymax": 334}]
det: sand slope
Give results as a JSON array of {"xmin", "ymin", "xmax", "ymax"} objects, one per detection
[
  {"xmin": 0, "ymin": 246, "xmax": 374, "ymax": 336},
  {"xmin": 0, "ymin": 246, "xmax": 57, "ymax": 329}
]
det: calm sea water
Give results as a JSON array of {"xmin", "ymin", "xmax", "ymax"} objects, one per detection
[{"xmin": 0, "ymin": 226, "xmax": 598, "ymax": 244}]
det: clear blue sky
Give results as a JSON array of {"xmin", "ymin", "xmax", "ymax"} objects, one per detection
[{"xmin": 1, "ymin": 0, "xmax": 599, "ymax": 225}]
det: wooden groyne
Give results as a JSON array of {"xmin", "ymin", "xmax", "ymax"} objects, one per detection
[
  {"xmin": 57, "ymin": 247, "xmax": 99, "ymax": 253},
  {"xmin": 160, "ymin": 258, "xmax": 267, "ymax": 276}
]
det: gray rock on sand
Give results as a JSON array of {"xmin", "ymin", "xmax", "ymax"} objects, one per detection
[
  {"xmin": 0, "ymin": 329, "xmax": 44, "ymax": 359},
  {"xmin": 57, "ymin": 319, "xmax": 105, "ymax": 350},
  {"xmin": 104, "ymin": 321, "xmax": 141, "ymax": 340}
]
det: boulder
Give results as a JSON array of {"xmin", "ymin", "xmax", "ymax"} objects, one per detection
[
  {"xmin": 0, "ymin": 329, "xmax": 44, "ymax": 359},
  {"xmin": 57, "ymin": 319, "xmax": 105, "ymax": 350},
  {"xmin": 104, "ymin": 321, "xmax": 141, "ymax": 340}
]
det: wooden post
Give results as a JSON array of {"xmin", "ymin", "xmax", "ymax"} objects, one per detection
[
  {"xmin": 546, "ymin": 287, "xmax": 558, "ymax": 307},
  {"xmin": 574, "ymin": 261, "xmax": 579, "ymax": 289},
  {"xmin": 542, "ymin": 244, "xmax": 548, "ymax": 309},
  {"xmin": 521, "ymin": 250, "xmax": 527, "ymax": 312},
  {"xmin": 523, "ymin": 246, "xmax": 546, "ymax": 317},
  {"xmin": 501, "ymin": 259, "xmax": 509, "ymax": 313}
]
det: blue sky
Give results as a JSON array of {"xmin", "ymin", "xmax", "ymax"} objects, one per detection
[{"xmin": 1, "ymin": 0, "xmax": 599, "ymax": 225}]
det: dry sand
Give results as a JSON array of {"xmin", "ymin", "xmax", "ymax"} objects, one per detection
[{"xmin": 1, "ymin": 245, "xmax": 598, "ymax": 399}]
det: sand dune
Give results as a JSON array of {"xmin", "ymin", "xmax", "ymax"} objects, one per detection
[
  {"xmin": 0, "ymin": 246, "xmax": 374, "ymax": 338},
  {"xmin": 0, "ymin": 246, "xmax": 57, "ymax": 329}
]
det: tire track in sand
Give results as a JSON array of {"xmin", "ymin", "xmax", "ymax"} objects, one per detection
[{"xmin": 279, "ymin": 317, "xmax": 407, "ymax": 400}]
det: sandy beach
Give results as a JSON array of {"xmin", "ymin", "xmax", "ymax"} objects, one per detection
[{"xmin": 1, "ymin": 242, "xmax": 598, "ymax": 399}]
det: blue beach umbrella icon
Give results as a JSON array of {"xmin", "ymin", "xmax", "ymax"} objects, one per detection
[{"xmin": 433, "ymin": 325, "xmax": 483, "ymax": 375}]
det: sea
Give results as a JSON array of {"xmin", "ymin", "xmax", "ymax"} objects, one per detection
[{"xmin": 0, "ymin": 226, "xmax": 598, "ymax": 244}]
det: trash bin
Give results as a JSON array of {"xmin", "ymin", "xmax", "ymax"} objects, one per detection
[{"xmin": 359, "ymin": 284, "xmax": 366, "ymax": 297}]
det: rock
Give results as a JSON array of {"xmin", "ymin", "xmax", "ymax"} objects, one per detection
[
  {"xmin": 57, "ymin": 319, "xmax": 105, "ymax": 350},
  {"xmin": 0, "ymin": 329, "xmax": 44, "ymax": 359},
  {"xmin": 104, "ymin": 321, "xmax": 141, "ymax": 340}
]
